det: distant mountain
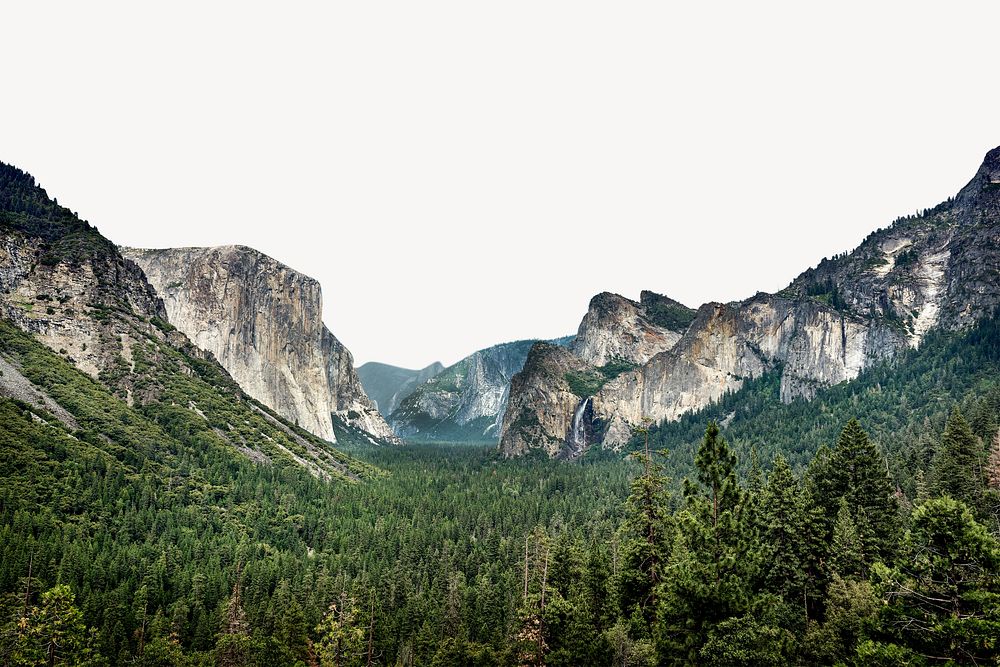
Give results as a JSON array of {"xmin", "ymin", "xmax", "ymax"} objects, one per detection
[
  {"xmin": 500, "ymin": 146, "xmax": 1000, "ymax": 458},
  {"xmin": 357, "ymin": 360, "xmax": 445, "ymax": 416},
  {"xmin": 389, "ymin": 336, "xmax": 572, "ymax": 442}
]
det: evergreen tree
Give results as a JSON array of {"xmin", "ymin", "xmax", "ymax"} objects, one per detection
[
  {"xmin": 757, "ymin": 455, "xmax": 804, "ymax": 605},
  {"xmin": 2, "ymin": 584, "xmax": 100, "ymax": 667},
  {"xmin": 315, "ymin": 593, "xmax": 365, "ymax": 667},
  {"xmin": 829, "ymin": 499, "xmax": 864, "ymax": 578},
  {"xmin": 930, "ymin": 407, "xmax": 983, "ymax": 507},
  {"xmin": 870, "ymin": 497, "xmax": 1000, "ymax": 664},
  {"xmin": 618, "ymin": 420, "xmax": 671, "ymax": 631},
  {"xmin": 986, "ymin": 430, "xmax": 1000, "ymax": 491},
  {"xmin": 828, "ymin": 419, "xmax": 898, "ymax": 560},
  {"xmin": 657, "ymin": 422, "xmax": 748, "ymax": 664}
]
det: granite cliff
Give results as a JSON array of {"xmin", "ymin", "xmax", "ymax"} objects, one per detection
[
  {"xmin": 123, "ymin": 246, "xmax": 399, "ymax": 444},
  {"xmin": 500, "ymin": 147, "xmax": 1000, "ymax": 457},
  {"xmin": 0, "ymin": 161, "xmax": 373, "ymax": 478}
]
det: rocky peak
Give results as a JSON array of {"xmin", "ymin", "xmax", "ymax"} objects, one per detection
[
  {"xmin": 956, "ymin": 145, "xmax": 1000, "ymax": 208},
  {"xmin": 123, "ymin": 245, "xmax": 399, "ymax": 444},
  {"xmin": 389, "ymin": 338, "xmax": 566, "ymax": 441},
  {"xmin": 0, "ymin": 162, "xmax": 166, "ymax": 380},
  {"xmin": 500, "ymin": 145, "xmax": 1000, "ymax": 458},
  {"xmin": 570, "ymin": 291, "xmax": 692, "ymax": 367}
]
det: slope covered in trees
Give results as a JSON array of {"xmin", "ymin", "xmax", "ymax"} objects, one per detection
[
  {"xmin": 629, "ymin": 310, "xmax": 1000, "ymax": 494},
  {"xmin": 3, "ymin": 313, "xmax": 1000, "ymax": 664}
]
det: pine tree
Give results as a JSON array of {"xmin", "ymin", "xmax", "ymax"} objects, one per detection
[
  {"xmin": 870, "ymin": 497, "xmax": 1000, "ymax": 664},
  {"xmin": 986, "ymin": 430, "xmax": 1000, "ymax": 491},
  {"xmin": 757, "ymin": 455, "xmax": 804, "ymax": 604},
  {"xmin": 315, "ymin": 592, "xmax": 365, "ymax": 667},
  {"xmin": 830, "ymin": 499, "xmax": 864, "ymax": 578},
  {"xmin": 657, "ymin": 422, "xmax": 748, "ymax": 663},
  {"xmin": 618, "ymin": 419, "xmax": 671, "ymax": 630},
  {"xmin": 216, "ymin": 570, "xmax": 254, "ymax": 667},
  {"xmin": 7, "ymin": 584, "xmax": 97, "ymax": 667},
  {"xmin": 829, "ymin": 419, "xmax": 898, "ymax": 560},
  {"xmin": 930, "ymin": 407, "xmax": 983, "ymax": 507}
]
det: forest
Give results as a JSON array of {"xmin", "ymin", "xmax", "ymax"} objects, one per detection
[{"xmin": 2, "ymin": 314, "xmax": 1000, "ymax": 666}]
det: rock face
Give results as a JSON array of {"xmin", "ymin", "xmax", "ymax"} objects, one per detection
[
  {"xmin": 0, "ymin": 163, "xmax": 166, "ymax": 387},
  {"xmin": 571, "ymin": 291, "xmax": 692, "ymax": 366},
  {"xmin": 500, "ymin": 146, "xmax": 1000, "ymax": 458},
  {"xmin": 0, "ymin": 160, "xmax": 370, "ymax": 478},
  {"xmin": 390, "ymin": 337, "xmax": 572, "ymax": 441},
  {"xmin": 499, "ymin": 292, "xmax": 692, "ymax": 456},
  {"xmin": 591, "ymin": 298, "xmax": 906, "ymax": 448},
  {"xmin": 498, "ymin": 342, "xmax": 592, "ymax": 458},
  {"xmin": 357, "ymin": 361, "xmax": 445, "ymax": 416},
  {"xmin": 123, "ymin": 246, "xmax": 399, "ymax": 444}
]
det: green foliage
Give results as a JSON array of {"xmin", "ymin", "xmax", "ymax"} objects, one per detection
[
  {"xmin": 643, "ymin": 299, "xmax": 697, "ymax": 331},
  {"xmin": 658, "ymin": 423, "xmax": 750, "ymax": 662},
  {"xmin": 564, "ymin": 369, "xmax": 605, "ymax": 398},
  {"xmin": 869, "ymin": 497, "xmax": 1000, "ymax": 664},
  {"xmin": 0, "ymin": 161, "xmax": 115, "ymax": 266},
  {"xmin": 930, "ymin": 407, "xmax": 982, "ymax": 508},
  {"xmin": 0, "ymin": 584, "xmax": 103, "ymax": 667},
  {"xmin": 637, "ymin": 311, "xmax": 1000, "ymax": 493},
  {"xmin": 618, "ymin": 438, "xmax": 672, "ymax": 630},
  {"xmin": 564, "ymin": 359, "xmax": 638, "ymax": 398},
  {"xmin": 3, "ymin": 298, "xmax": 1000, "ymax": 664}
]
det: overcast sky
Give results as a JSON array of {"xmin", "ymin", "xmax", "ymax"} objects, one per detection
[{"xmin": 2, "ymin": 2, "xmax": 998, "ymax": 368}]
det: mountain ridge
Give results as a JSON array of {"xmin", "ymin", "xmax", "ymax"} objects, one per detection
[{"xmin": 500, "ymin": 145, "xmax": 1000, "ymax": 458}]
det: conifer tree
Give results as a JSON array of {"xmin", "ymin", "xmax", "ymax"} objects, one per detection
[
  {"xmin": 829, "ymin": 419, "xmax": 898, "ymax": 560},
  {"xmin": 986, "ymin": 430, "xmax": 1000, "ymax": 491},
  {"xmin": 757, "ymin": 455, "xmax": 804, "ymax": 604},
  {"xmin": 830, "ymin": 499, "xmax": 864, "ymax": 578},
  {"xmin": 657, "ymin": 422, "xmax": 748, "ymax": 663},
  {"xmin": 618, "ymin": 419, "xmax": 671, "ymax": 630},
  {"xmin": 869, "ymin": 497, "xmax": 1000, "ymax": 664},
  {"xmin": 315, "ymin": 592, "xmax": 365, "ymax": 667},
  {"xmin": 930, "ymin": 407, "xmax": 983, "ymax": 507}
]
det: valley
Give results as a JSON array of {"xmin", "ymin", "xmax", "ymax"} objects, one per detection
[{"xmin": 2, "ymin": 147, "xmax": 1000, "ymax": 665}]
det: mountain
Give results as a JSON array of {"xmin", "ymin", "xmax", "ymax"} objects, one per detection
[
  {"xmin": 357, "ymin": 360, "xmax": 445, "ymax": 415},
  {"xmin": 500, "ymin": 146, "xmax": 1000, "ymax": 458},
  {"xmin": 389, "ymin": 336, "xmax": 573, "ymax": 442},
  {"xmin": 0, "ymin": 160, "xmax": 375, "ymax": 478},
  {"xmin": 501, "ymin": 292, "xmax": 694, "ymax": 457},
  {"xmin": 123, "ymin": 246, "xmax": 399, "ymax": 444}
]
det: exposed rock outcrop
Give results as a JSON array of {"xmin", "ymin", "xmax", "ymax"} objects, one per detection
[
  {"xmin": 500, "ymin": 146, "xmax": 1000, "ymax": 457},
  {"xmin": 123, "ymin": 246, "xmax": 399, "ymax": 444},
  {"xmin": 0, "ymin": 164, "xmax": 166, "ymax": 386},
  {"xmin": 499, "ymin": 342, "xmax": 592, "ymax": 458},
  {"xmin": 571, "ymin": 291, "xmax": 692, "ymax": 366},
  {"xmin": 1, "ymin": 160, "xmax": 372, "ymax": 478}
]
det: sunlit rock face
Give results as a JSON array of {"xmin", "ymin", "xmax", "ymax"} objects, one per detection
[
  {"xmin": 500, "ymin": 147, "xmax": 1000, "ymax": 458},
  {"xmin": 570, "ymin": 291, "xmax": 689, "ymax": 366},
  {"xmin": 499, "ymin": 342, "xmax": 592, "ymax": 458},
  {"xmin": 123, "ymin": 245, "xmax": 399, "ymax": 444}
]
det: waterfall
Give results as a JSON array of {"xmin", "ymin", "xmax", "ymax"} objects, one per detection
[{"xmin": 569, "ymin": 397, "xmax": 589, "ymax": 455}]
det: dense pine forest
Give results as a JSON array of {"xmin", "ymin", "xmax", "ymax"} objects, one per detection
[{"xmin": 2, "ymin": 309, "xmax": 1000, "ymax": 665}]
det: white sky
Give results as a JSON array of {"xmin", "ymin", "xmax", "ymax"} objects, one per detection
[{"xmin": 2, "ymin": 2, "xmax": 998, "ymax": 368}]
